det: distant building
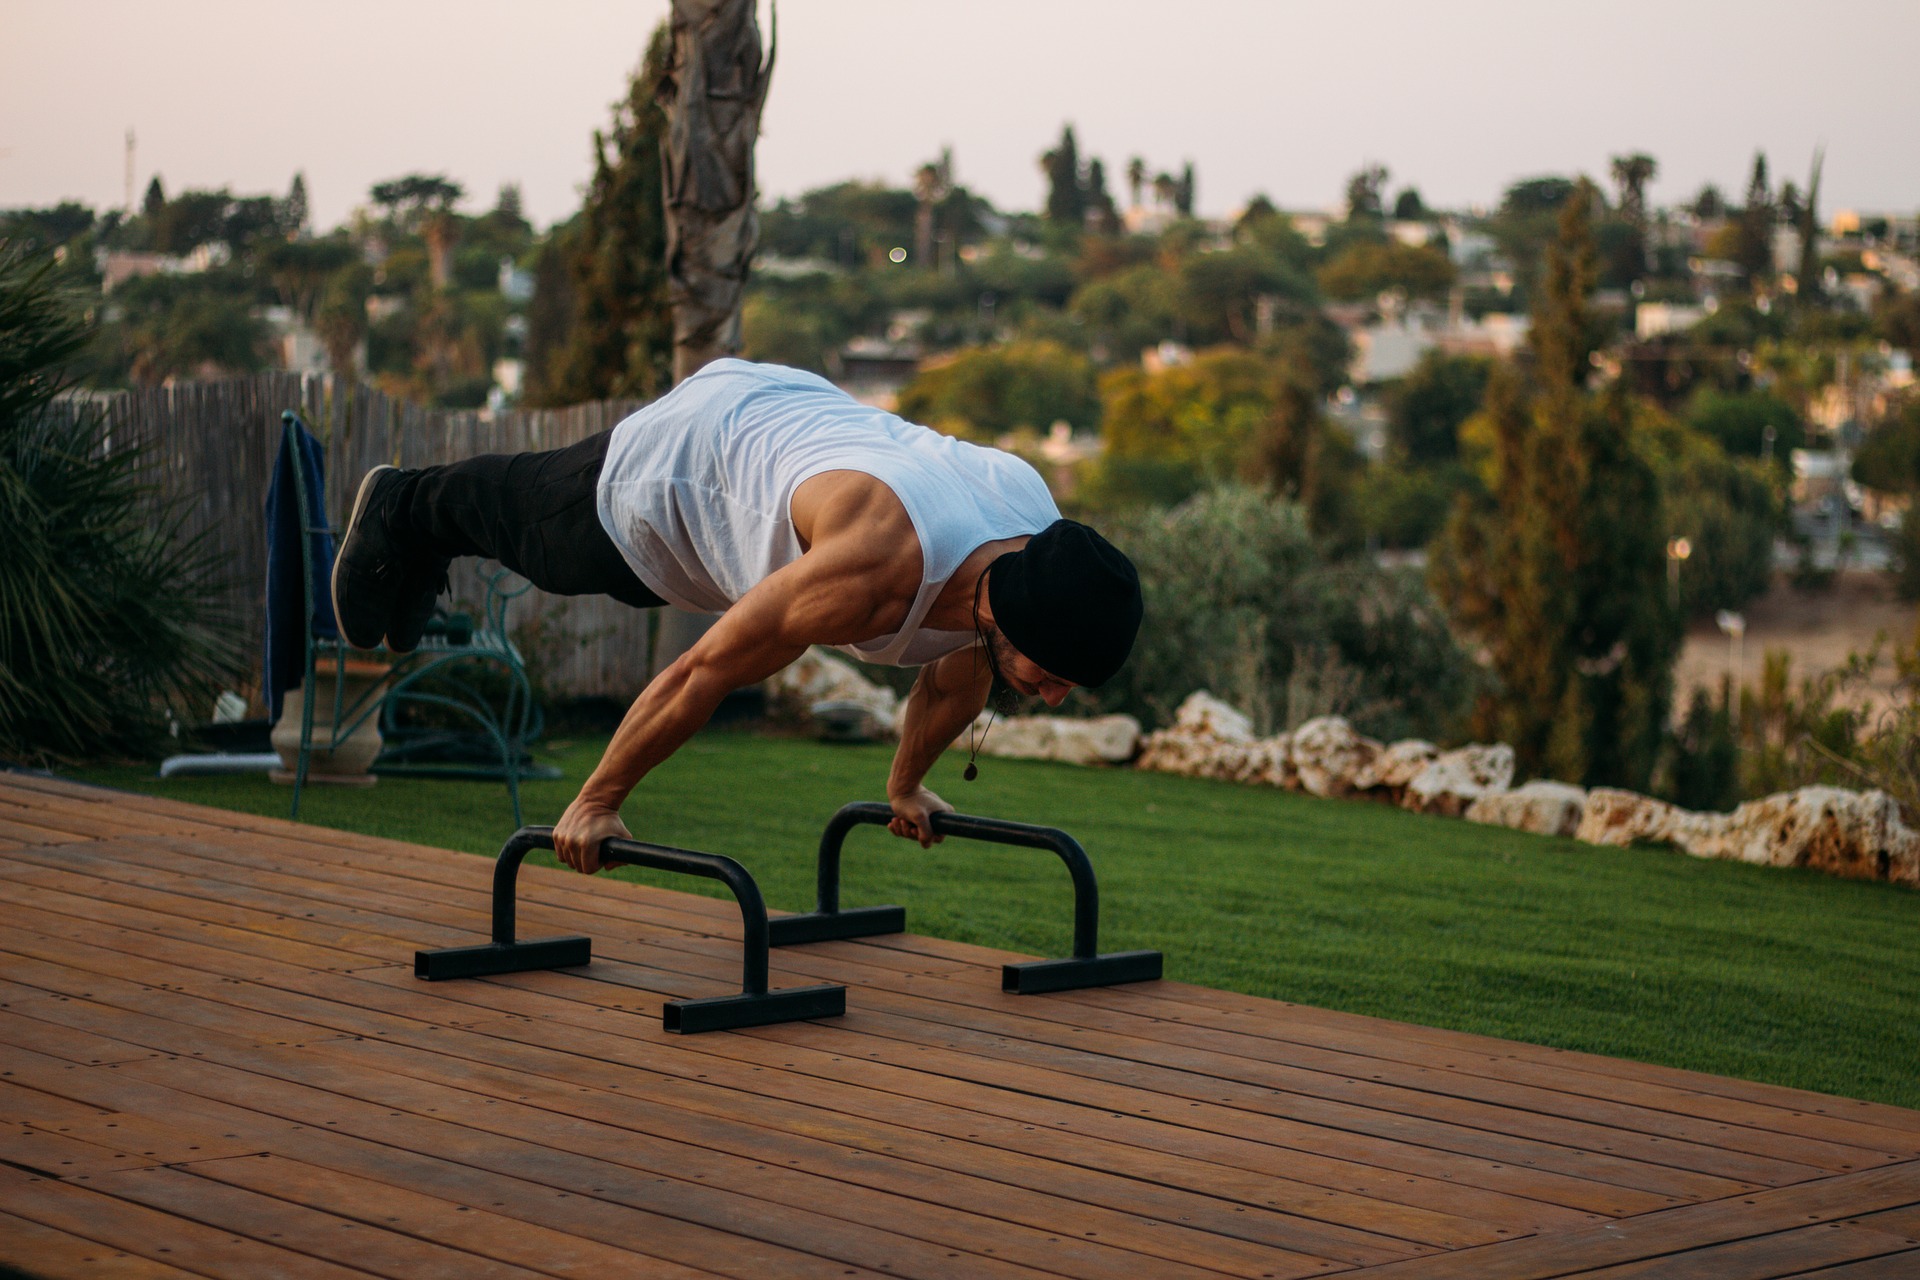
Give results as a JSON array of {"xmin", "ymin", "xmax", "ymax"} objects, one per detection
[{"xmin": 1635, "ymin": 302, "xmax": 1707, "ymax": 340}]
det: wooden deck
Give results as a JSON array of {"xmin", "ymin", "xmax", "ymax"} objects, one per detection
[{"xmin": 1, "ymin": 773, "xmax": 1918, "ymax": 1279}]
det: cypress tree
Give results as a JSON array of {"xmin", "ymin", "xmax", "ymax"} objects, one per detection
[
  {"xmin": 1042, "ymin": 125, "xmax": 1085, "ymax": 226},
  {"xmin": 1432, "ymin": 180, "xmax": 1678, "ymax": 787}
]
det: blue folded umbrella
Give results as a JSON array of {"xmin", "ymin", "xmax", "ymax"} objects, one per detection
[{"xmin": 263, "ymin": 419, "xmax": 338, "ymax": 721}]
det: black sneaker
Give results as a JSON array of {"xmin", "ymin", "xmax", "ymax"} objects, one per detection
[
  {"xmin": 331, "ymin": 465, "xmax": 411, "ymax": 650},
  {"xmin": 386, "ymin": 556, "xmax": 452, "ymax": 654}
]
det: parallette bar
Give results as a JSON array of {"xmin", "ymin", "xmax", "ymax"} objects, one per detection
[
  {"xmin": 1004, "ymin": 949, "xmax": 1163, "ymax": 994},
  {"xmin": 415, "ymin": 935, "xmax": 590, "ymax": 980},
  {"xmin": 412, "ymin": 825, "xmax": 846, "ymax": 1033}
]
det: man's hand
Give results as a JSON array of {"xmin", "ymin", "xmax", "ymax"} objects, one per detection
[
  {"xmin": 553, "ymin": 796, "xmax": 632, "ymax": 874},
  {"xmin": 888, "ymin": 786, "xmax": 954, "ymax": 848}
]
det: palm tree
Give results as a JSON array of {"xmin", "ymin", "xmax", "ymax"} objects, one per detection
[
  {"xmin": 660, "ymin": 0, "xmax": 775, "ymax": 382},
  {"xmin": 1126, "ymin": 157, "xmax": 1146, "ymax": 210},
  {"xmin": 1609, "ymin": 153, "xmax": 1657, "ymax": 226},
  {"xmin": 913, "ymin": 150, "xmax": 951, "ymax": 268}
]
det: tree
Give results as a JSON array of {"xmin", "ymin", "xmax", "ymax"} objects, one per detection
[
  {"xmin": 529, "ymin": 23, "xmax": 675, "ymax": 404},
  {"xmin": 1609, "ymin": 152, "xmax": 1657, "ymax": 282},
  {"xmin": 494, "ymin": 182, "xmax": 525, "ymax": 227},
  {"xmin": 1174, "ymin": 162, "xmax": 1195, "ymax": 218},
  {"xmin": 659, "ymin": 0, "xmax": 774, "ymax": 382},
  {"xmin": 1125, "ymin": 157, "xmax": 1146, "ymax": 209},
  {"xmin": 141, "ymin": 176, "xmax": 165, "ymax": 221},
  {"xmin": 1387, "ymin": 350, "xmax": 1491, "ymax": 463},
  {"xmin": 368, "ymin": 174, "xmax": 463, "ymax": 230},
  {"xmin": 1609, "ymin": 153, "xmax": 1657, "ymax": 226},
  {"xmin": 1432, "ymin": 180, "xmax": 1679, "ymax": 787},
  {"xmin": 1085, "ymin": 157, "xmax": 1119, "ymax": 234},
  {"xmin": 894, "ymin": 340, "xmax": 1098, "ymax": 440},
  {"xmin": 913, "ymin": 151, "xmax": 952, "ymax": 267},
  {"xmin": 0, "ymin": 246, "xmax": 240, "ymax": 762},
  {"xmin": 1316, "ymin": 240, "xmax": 1455, "ymax": 303},
  {"xmin": 1692, "ymin": 184, "xmax": 1725, "ymax": 220},
  {"xmin": 1391, "ymin": 188, "xmax": 1426, "ymax": 221},
  {"xmin": 1041, "ymin": 124, "xmax": 1085, "ymax": 227},
  {"xmin": 314, "ymin": 266, "xmax": 371, "ymax": 377},
  {"xmin": 283, "ymin": 172, "xmax": 310, "ymax": 237},
  {"xmin": 1346, "ymin": 164, "xmax": 1388, "ymax": 221},
  {"xmin": 1732, "ymin": 152, "xmax": 1774, "ymax": 290},
  {"xmin": 1794, "ymin": 149, "xmax": 1824, "ymax": 303}
]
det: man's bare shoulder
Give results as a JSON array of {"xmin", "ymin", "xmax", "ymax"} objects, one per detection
[{"xmin": 791, "ymin": 470, "xmax": 918, "ymax": 562}]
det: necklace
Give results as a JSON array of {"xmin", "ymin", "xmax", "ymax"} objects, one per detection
[{"xmin": 966, "ymin": 570, "xmax": 999, "ymax": 781}]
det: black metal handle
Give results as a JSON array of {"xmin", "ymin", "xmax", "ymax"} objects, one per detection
[
  {"xmin": 816, "ymin": 802, "xmax": 1100, "ymax": 959},
  {"xmin": 491, "ymin": 825, "xmax": 773, "ymax": 995}
]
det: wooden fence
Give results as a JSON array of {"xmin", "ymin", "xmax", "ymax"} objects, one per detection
[{"xmin": 95, "ymin": 372, "xmax": 666, "ymax": 708}]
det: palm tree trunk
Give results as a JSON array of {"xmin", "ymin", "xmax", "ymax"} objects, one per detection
[{"xmin": 660, "ymin": 0, "xmax": 774, "ymax": 383}]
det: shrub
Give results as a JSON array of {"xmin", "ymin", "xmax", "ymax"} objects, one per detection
[
  {"xmin": 0, "ymin": 245, "xmax": 242, "ymax": 764},
  {"xmin": 1082, "ymin": 486, "xmax": 1475, "ymax": 741}
]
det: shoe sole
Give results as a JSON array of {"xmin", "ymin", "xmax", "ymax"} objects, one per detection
[{"xmin": 332, "ymin": 464, "xmax": 398, "ymax": 650}]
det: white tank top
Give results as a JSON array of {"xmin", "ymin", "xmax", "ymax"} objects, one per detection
[{"xmin": 595, "ymin": 359, "xmax": 1061, "ymax": 667}]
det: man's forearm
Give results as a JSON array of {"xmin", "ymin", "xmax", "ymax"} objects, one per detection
[
  {"xmin": 887, "ymin": 654, "xmax": 989, "ymax": 797},
  {"xmin": 577, "ymin": 654, "xmax": 736, "ymax": 810}
]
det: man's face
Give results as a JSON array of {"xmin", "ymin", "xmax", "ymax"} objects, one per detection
[{"xmin": 988, "ymin": 630, "xmax": 1077, "ymax": 709}]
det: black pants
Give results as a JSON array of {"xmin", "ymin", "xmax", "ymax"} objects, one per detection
[{"xmin": 389, "ymin": 429, "xmax": 667, "ymax": 609}]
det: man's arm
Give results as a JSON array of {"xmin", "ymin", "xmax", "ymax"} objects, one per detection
[
  {"xmin": 553, "ymin": 529, "xmax": 916, "ymax": 873},
  {"xmin": 885, "ymin": 646, "xmax": 993, "ymax": 847}
]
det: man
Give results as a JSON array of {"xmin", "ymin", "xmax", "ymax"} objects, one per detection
[{"xmin": 332, "ymin": 359, "xmax": 1142, "ymax": 873}]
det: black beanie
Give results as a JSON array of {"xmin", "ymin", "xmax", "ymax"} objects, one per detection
[{"xmin": 987, "ymin": 520, "xmax": 1143, "ymax": 688}]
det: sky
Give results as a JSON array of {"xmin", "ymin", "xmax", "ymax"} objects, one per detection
[{"xmin": 4, "ymin": 1, "xmax": 1917, "ymax": 231}]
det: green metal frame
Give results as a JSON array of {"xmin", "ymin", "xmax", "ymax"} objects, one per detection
[{"xmin": 281, "ymin": 410, "xmax": 539, "ymax": 826}]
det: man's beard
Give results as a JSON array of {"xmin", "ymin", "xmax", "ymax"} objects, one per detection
[{"xmin": 984, "ymin": 630, "xmax": 1027, "ymax": 716}]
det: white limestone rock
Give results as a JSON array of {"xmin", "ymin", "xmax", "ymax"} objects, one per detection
[
  {"xmin": 1466, "ymin": 781, "xmax": 1589, "ymax": 838},
  {"xmin": 1354, "ymin": 740, "xmax": 1440, "ymax": 796},
  {"xmin": 1402, "ymin": 744, "xmax": 1516, "ymax": 817},
  {"xmin": 1136, "ymin": 691, "xmax": 1260, "ymax": 780},
  {"xmin": 1240, "ymin": 733, "xmax": 1298, "ymax": 789},
  {"xmin": 957, "ymin": 713, "xmax": 1142, "ymax": 766},
  {"xmin": 1574, "ymin": 787, "xmax": 1688, "ymax": 847},
  {"xmin": 1674, "ymin": 786, "xmax": 1920, "ymax": 884},
  {"xmin": 1170, "ymin": 691, "xmax": 1255, "ymax": 742},
  {"xmin": 768, "ymin": 648, "xmax": 900, "ymax": 737},
  {"xmin": 1289, "ymin": 716, "xmax": 1382, "ymax": 798}
]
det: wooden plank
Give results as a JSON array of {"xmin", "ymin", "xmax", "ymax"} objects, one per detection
[
  {"xmin": 1786, "ymin": 1253, "xmax": 1920, "ymax": 1278},
  {"xmin": 0, "ymin": 1042, "xmax": 901, "ymax": 1280},
  {"xmin": 25, "ymin": 1109, "xmax": 264, "ymax": 1167},
  {"xmin": 1342, "ymin": 1162, "xmax": 1920, "ymax": 1278},
  {"xmin": 8, "ymin": 1021, "xmax": 1188, "ymax": 1280},
  {"xmin": 181, "ymin": 1152, "xmax": 722, "ymax": 1280},
  {"xmin": 0, "ymin": 1079, "xmax": 111, "ymax": 1127},
  {"xmin": 0, "ymin": 875, "xmax": 387, "ymax": 973},
  {"xmin": 0, "ymin": 1122, "xmax": 162, "ymax": 1178},
  {"xmin": 3, "ymin": 890, "xmax": 1728, "ymax": 1220},
  {"xmin": 141, "ymin": 1033, "xmax": 1349, "ymax": 1278},
  {"xmin": 0, "ymin": 1006, "xmax": 165, "ymax": 1068},
  {"xmin": 0, "ymin": 1208, "xmax": 205, "ymax": 1278},
  {"xmin": 945, "ymin": 969, "xmax": 1920, "ymax": 1159},
  {"xmin": 98, "ymin": 1056, "xmax": 1097, "ymax": 1280},
  {"xmin": 1552, "ymin": 1221, "xmax": 1915, "ymax": 1278},
  {"xmin": 83, "ymin": 1161, "xmax": 564, "ymax": 1280},
  {"xmin": 577, "ymin": 950, "xmax": 1828, "ymax": 1189},
  {"xmin": 445, "ymin": 963, "xmax": 1759, "ymax": 1208},
  {"xmin": 0, "ymin": 788, "xmax": 198, "ymax": 838},
  {"xmin": 0, "ymin": 1164, "xmax": 374, "ymax": 1279},
  {"xmin": 582, "ymin": 925, "xmax": 1880, "ymax": 1177},
  {"xmin": 0, "ymin": 921, "xmax": 1436, "ymax": 1274},
  {"xmin": 308, "ymin": 1027, "xmax": 1431, "ymax": 1266},
  {"xmin": 1847, "ymin": 1202, "xmax": 1920, "ymax": 1241}
]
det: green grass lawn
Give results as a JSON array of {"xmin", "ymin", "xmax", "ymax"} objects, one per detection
[{"xmin": 78, "ymin": 729, "xmax": 1920, "ymax": 1109}]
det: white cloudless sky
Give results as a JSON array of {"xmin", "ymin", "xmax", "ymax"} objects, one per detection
[{"xmin": 3, "ymin": 1, "xmax": 1916, "ymax": 231}]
